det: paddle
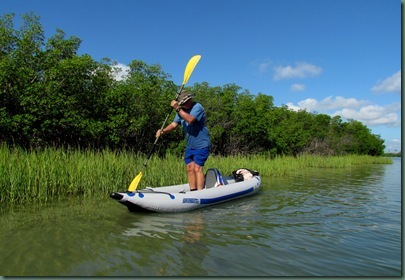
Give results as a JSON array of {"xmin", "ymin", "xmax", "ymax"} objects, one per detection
[{"xmin": 128, "ymin": 55, "xmax": 201, "ymax": 192}]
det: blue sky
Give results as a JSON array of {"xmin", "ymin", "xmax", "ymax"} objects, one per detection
[{"xmin": 2, "ymin": 0, "xmax": 401, "ymax": 152}]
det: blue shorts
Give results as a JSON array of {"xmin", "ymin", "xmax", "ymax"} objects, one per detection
[{"xmin": 184, "ymin": 147, "xmax": 210, "ymax": 166}]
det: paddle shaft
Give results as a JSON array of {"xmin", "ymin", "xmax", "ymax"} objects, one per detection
[
  {"xmin": 128, "ymin": 55, "xmax": 201, "ymax": 192},
  {"xmin": 142, "ymin": 83, "xmax": 185, "ymax": 168}
]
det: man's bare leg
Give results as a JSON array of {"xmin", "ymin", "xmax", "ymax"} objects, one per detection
[
  {"xmin": 187, "ymin": 162, "xmax": 205, "ymax": 191},
  {"xmin": 186, "ymin": 162, "xmax": 197, "ymax": 190},
  {"xmin": 194, "ymin": 164, "xmax": 205, "ymax": 190}
]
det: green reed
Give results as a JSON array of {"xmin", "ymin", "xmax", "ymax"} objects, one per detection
[
  {"xmin": 205, "ymin": 153, "xmax": 391, "ymax": 177},
  {"xmin": 0, "ymin": 145, "xmax": 136, "ymax": 205},
  {"xmin": 0, "ymin": 144, "xmax": 392, "ymax": 205}
]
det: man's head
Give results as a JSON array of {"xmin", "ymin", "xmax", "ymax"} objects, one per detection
[{"xmin": 178, "ymin": 90, "xmax": 194, "ymax": 106}]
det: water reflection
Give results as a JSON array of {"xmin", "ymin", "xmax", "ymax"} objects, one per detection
[
  {"xmin": 258, "ymin": 162, "xmax": 401, "ymax": 276},
  {"xmin": 0, "ymin": 159, "xmax": 400, "ymax": 276},
  {"xmin": 182, "ymin": 214, "xmax": 204, "ymax": 243},
  {"xmin": 117, "ymin": 211, "xmax": 209, "ymax": 276},
  {"xmin": 121, "ymin": 212, "xmax": 205, "ymax": 243},
  {"xmin": 265, "ymin": 164, "xmax": 389, "ymax": 215},
  {"xmin": 122, "ymin": 215, "xmax": 184, "ymax": 238}
]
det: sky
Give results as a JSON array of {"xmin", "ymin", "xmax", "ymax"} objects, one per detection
[{"xmin": 1, "ymin": 0, "xmax": 402, "ymax": 152}]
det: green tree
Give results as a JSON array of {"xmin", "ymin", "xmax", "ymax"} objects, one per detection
[
  {"xmin": 0, "ymin": 13, "xmax": 46, "ymax": 146},
  {"xmin": 267, "ymin": 107, "xmax": 314, "ymax": 156},
  {"xmin": 192, "ymin": 82, "xmax": 239, "ymax": 155},
  {"xmin": 0, "ymin": 13, "xmax": 387, "ymax": 157},
  {"xmin": 302, "ymin": 113, "xmax": 334, "ymax": 155},
  {"xmin": 105, "ymin": 60, "xmax": 177, "ymax": 151},
  {"xmin": 0, "ymin": 13, "xmax": 113, "ymax": 148},
  {"xmin": 230, "ymin": 90, "xmax": 262, "ymax": 154},
  {"xmin": 344, "ymin": 119, "xmax": 385, "ymax": 155}
]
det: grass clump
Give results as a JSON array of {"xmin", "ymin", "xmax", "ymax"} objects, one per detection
[{"xmin": 0, "ymin": 144, "xmax": 392, "ymax": 205}]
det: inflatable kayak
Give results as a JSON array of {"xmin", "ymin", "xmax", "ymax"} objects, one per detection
[{"xmin": 110, "ymin": 168, "xmax": 261, "ymax": 213}]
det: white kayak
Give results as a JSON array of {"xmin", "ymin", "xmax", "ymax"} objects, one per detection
[{"xmin": 110, "ymin": 168, "xmax": 261, "ymax": 213}]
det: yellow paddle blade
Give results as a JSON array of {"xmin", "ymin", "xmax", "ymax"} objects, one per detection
[
  {"xmin": 182, "ymin": 55, "xmax": 201, "ymax": 85},
  {"xmin": 128, "ymin": 172, "xmax": 143, "ymax": 192}
]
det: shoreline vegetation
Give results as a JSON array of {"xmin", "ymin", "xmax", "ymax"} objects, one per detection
[
  {"xmin": 0, "ymin": 145, "xmax": 393, "ymax": 206},
  {"xmin": 1, "ymin": 13, "xmax": 387, "ymax": 157}
]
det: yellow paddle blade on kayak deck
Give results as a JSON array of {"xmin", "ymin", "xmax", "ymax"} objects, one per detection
[{"xmin": 128, "ymin": 171, "xmax": 142, "ymax": 192}]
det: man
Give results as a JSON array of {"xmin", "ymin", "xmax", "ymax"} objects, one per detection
[{"xmin": 156, "ymin": 90, "xmax": 210, "ymax": 191}]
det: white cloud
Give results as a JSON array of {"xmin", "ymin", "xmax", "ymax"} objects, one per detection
[
  {"xmin": 371, "ymin": 70, "xmax": 401, "ymax": 93},
  {"xmin": 385, "ymin": 139, "xmax": 401, "ymax": 152},
  {"xmin": 292, "ymin": 96, "xmax": 370, "ymax": 112},
  {"xmin": 287, "ymin": 96, "xmax": 400, "ymax": 127},
  {"xmin": 111, "ymin": 63, "xmax": 130, "ymax": 81},
  {"xmin": 285, "ymin": 102, "xmax": 301, "ymax": 111},
  {"xmin": 273, "ymin": 62, "xmax": 322, "ymax": 80},
  {"xmin": 290, "ymin": 83, "xmax": 305, "ymax": 92},
  {"xmin": 258, "ymin": 62, "xmax": 271, "ymax": 74},
  {"xmin": 295, "ymin": 98, "xmax": 318, "ymax": 111},
  {"xmin": 332, "ymin": 106, "xmax": 399, "ymax": 126}
]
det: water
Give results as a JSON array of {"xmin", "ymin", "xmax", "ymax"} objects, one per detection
[{"xmin": 0, "ymin": 158, "xmax": 401, "ymax": 276}]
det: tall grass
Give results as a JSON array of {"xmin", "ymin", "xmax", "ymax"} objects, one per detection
[
  {"xmin": 205, "ymin": 153, "xmax": 392, "ymax": 177},
  {"xmin": 0, "ymin": 144, "xmax": 392, "ymax": 205},
  {"xmin": 0, "ymin": 145, "xmax": 137, "ymax": 204}
]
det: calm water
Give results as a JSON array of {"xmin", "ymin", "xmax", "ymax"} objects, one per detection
[{"xmin": 0, "ymin": 158, "xmax": 401, "ymax": 276}]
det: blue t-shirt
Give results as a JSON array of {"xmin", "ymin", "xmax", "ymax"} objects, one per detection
[{"xmin": 174, "ymin": 102, "xmax": 210, "ymax": 149}]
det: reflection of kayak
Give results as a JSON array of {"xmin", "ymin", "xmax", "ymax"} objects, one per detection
[
  {"xmin": 121, "ymin": 212, "xmax": 203, "ymax": 238},
  {"xmin": 110, "ymin": 168, "xmax": 261, "ymax": 213}
]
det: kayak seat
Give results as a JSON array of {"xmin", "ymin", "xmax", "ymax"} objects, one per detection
[{"xmin": 204, "ymin": 168, "xmax": 225, "ymax": 189}]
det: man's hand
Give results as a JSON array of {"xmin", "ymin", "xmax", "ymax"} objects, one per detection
[
  {"xmin": 156, "ymin": 129, "xmax": 164, "ymax": 138},
  {"xmin": 170, "ymin": 100, "xmax": 180, "ymax": 110}
]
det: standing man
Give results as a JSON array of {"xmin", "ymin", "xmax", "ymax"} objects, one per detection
[{"xmin": 156, "ymin": 90, "xmax": 210, "ymax": 191}]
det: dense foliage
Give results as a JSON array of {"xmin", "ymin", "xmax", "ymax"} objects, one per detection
[{"xmin": 0, "ymin": 13, "xmax": 385, "ymax": 156}]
